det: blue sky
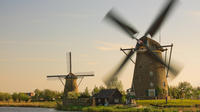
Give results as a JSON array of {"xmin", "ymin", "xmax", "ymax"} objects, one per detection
[{"xmin": 0, "ymin": 0, "xmax": 200, "ymax": 93}]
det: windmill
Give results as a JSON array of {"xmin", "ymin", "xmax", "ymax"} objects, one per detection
[
  {"xmin": 104, "ymin": 0, "xmax": 182, "ymax": 99},
  {"xmin": 47, "ymin": 52, "xmax": 94, "ymax": 105}
]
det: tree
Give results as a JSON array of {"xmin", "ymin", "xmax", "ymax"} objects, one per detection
[
  {"xmin": 42, "ymin": 89, "xmax": 56, "ymax": 101},
  {"xmin": 99, "ymin": 85, "xmax": 105, "ymax": 91},
  {"xmin": 12, "ymin": 92, "xmax": 19, "ymax": 102},
  {"xmin": 32, "ymin": 89, "xmax": 61, "ymax": 101},
  {"xmin": 178, "ymin": 81, "xmax": 193, "ymax": 99},
  {"xmin": 4, "ymin": 93, "xmax": 11, "ymax": 101},
  {"xmin": 92, "ymin": 86, "xmax": 100, "ymax": 95},
  {"xmin": 32, "ymin": 89, "xmax": 42, "ymax": 101},
  {"xmin": 0, "ymin": 92, "xmax": 11, "ymax": 101},
  {"xmin": 91, "ymin": 85, "xmax": 106, "ymax": 96},
  {"xmin": 54, "ymin": 91, "xmax": 62, "ymax": 101},
  {"xmin": 106, "ymin": 77, "xmax": 124, "ymax": 92},
  {"xmin": 168, "ymin": 86, "xmax": 179, "ymax": 99},
  {"xmin": 80, "ymin": 87, "xmax": 90, "ymax": 98},
  {"xmin": 192, "ymin": 87, "xmax": 200, "ymax": 99},
  {"xmin": 121, "ymin": 95, "xmax": 126, "ymax": 104},
  {"xmin": 156, "ymin": 87, "xmax": 167, "ymax": 98},
  {"xmin": 0, "ymin": 92, "xmax": 5, "ymax": 101},
  {"xmin": 18, "ymin": 93, "xmax": 30, "ymax": 102}
]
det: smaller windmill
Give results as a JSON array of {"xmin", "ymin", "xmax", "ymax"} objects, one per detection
[{"xmin": 47, "ymin": 52, "xmax": 94, "ymax": 105}]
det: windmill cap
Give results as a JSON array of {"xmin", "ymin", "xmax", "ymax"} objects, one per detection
[{"xmin": 65, "ymin": 73, "xmax": 78, "ymax": 79}]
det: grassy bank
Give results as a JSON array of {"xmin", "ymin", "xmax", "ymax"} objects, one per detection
[
  {"xmin": 1, "ymin": 99, "xmax": 200, "ymax": 112},
  {"xmin": 82, "ymin": 105, "xmax": 200, "ymax": 112},
  {"xmin": 82, "ymin": 106, "xmax": 159, "ymax": 112},
  {"xmin": 56, "ymin": 99, "xmax": 200, "ymax": 112},
  {"xmin": 136, "ymin": 99, "xmax": 200, "ymax": 107},
  {"xmin": 0, "ymin": 101, "xmax": 57, "ymax": 108}
]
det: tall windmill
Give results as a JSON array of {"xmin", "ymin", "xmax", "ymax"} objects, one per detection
[
  {"xmin": 47, "ymin": 52, "xmax": 94, "ymax": 105},
  {"xmin": 104, "ymin": 0, "xmax": 182, "ymax": 99}
]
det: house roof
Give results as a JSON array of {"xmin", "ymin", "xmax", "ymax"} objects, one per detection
[{"xmin": 93, "ymin": 89, "xmax": 122, "ymax": 98}]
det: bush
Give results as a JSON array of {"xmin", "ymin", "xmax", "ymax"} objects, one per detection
[{"xmin": 18, "ymin": 93, "xmax": 30, "ymax": 102}]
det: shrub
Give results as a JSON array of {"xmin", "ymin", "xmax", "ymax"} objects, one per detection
[{"xmin": 18, "ymin": 93, "xmax": 30, "ymax": 102}]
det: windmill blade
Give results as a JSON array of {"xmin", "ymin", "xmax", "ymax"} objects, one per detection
[
  {"xmin": 66, "ymin": 52, "xmax": 72, "ymax": 73},
  {"xmin": 104, "ymin": 47, "xmax": 137, "ymax": 86},
  {"xmin": 144, "ymin": 0, "xmax": 178, "ymax": 37},
  {"xmin": 74, "ymin": 72, "xmax": 95, "ymax": 77},
  {"xmin": 47, "ymin": 75, "xmax": 67, "ymax": 78},
  {"xmin": 166, "ymin": 58, "xmax": 183, "ymax": 80},
  {"xmin": 142, "ymin": 43, "xmax": 182, "ymax": 78},
  {"xmin": 104, "ymin": 9, "xmax": 138, "ymax": 40}
]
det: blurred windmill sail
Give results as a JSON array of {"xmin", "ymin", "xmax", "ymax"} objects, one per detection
[{"xmin": 103, "ymin": 0, "xmax": 183, "ymax": 99}]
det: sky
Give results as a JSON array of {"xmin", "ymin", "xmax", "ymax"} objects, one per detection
[{"xmin": 0, "ymin": 0, "xmax": 200, "ymax": 93}]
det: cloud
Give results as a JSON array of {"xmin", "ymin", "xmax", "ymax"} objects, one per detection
[{"xmin": 96, "ymin": 41, "xmax": 131, "ymax": 51}]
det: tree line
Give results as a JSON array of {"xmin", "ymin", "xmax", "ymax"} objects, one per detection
[
  {"xmin": 0, "ymin": 86, "xmax": 106, "ymax": 102},
  {"xmin": 0, "ymin": 92, "xmax": 30, "ymax": 102},
  {"xmin": 168, "ymin": 81, "xmax": 200, "ymax": 99},
  {"xmin": 0, "ymin": 81, "xmax": 199, "ymax": 102}
]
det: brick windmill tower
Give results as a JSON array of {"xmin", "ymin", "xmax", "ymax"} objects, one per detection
[
  {"xmin": 47, "ymin": 52, "xmax": 94, "ymax": 105},
  {"xmin": 131, "ymin": 37, "xmax": 172, "ymax": 99},
  {"xmin": 104, "ymin": 0, "xmax": 182, "ymax": 99}
]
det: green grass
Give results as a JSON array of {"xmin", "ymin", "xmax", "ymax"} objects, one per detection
[
  {"xmin": 0, "ymin": 101, "xmax": 57, "ymax": 108},
  {"xmin": 2, "ymin": 99, "xmax": 200, "ymax": 112},
  {"xmin": 81, "ymin": 99, "xmax": 200, "ymax": 112},
  {"xmin": 136, "ymin": 99, "xmax": 200, "ymax": 107},
  {"xmin": 82, "ymin": 105, "xmax": 200, "ymax": 112},
  {"xmin": 82, "ymin": 105, "xmax": 175, "ymax": 112},
  {"xmin": 56, "ymin": 103, "xmax": 85, "ymax": 111}
]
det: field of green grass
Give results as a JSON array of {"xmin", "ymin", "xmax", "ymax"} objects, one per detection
[
  {"xmin": 0, "ymin": 101, "xmax": 57, "ymax": 108},
  {"xmin": 1, "ymin": 99, "xmax": 200, "ymax": 112},
  {"xmin": 82, "ymin": 106, "xmax": 200, "ymax": 112},
  {"xmin": 82, "ymin": 99, "xmax": 200, "ymax": 112},
  {"xmin": 136, "ymin": 99, "xmax": 200, "ymax": 107}
]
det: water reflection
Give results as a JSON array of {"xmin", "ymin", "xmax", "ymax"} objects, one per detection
[{"xmin": 0, "ymin": 107, "xmax": 72, "ymax": 112}]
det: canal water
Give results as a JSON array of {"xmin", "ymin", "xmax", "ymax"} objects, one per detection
[{"xmin": 0, "ymin": 107, "xmax": 81, "ymax": 112}]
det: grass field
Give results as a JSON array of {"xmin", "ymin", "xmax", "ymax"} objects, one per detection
[
  {"xmin": 1, "ymin": 99, "xmax": 200, "ymax": 111},
  {"xmin": 82, "ymin": 106, "xmax": 200, "ymax": 112},
  {"xmin": 57, "ymin": 99, "xmax": 200, "ymax": 112},
  {"xmin": 0, "ymin": 101, "xmax": 57, "ymax": 108},
  {"xmin": 136, "ymin": 99, "xmax": 200, "ymax": 107},
  {"xmin": 82, "ymin": 99, "xmax": 200, "ymax": 112}
]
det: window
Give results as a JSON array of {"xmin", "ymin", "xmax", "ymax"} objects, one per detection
[
  {"xmin": 163, "ymin": 82, "xmax": 165, "ymax": 87},
  {"xmin": 149, "ymin": 71, "xmax": 153, "ymax": 76},
  {"xmin": 150, "ymin": 82, "xmax": 154, "ymax": 87},
  {"xmin": 148, "ymin": 89, "xmax": 155, "ymax": 97}
]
